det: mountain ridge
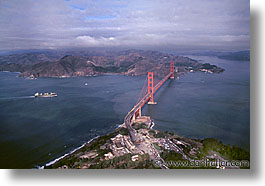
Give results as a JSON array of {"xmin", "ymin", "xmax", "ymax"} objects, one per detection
[{"xmin": 0, "ymin": 50, "xmax": 224, "ymax": 78}]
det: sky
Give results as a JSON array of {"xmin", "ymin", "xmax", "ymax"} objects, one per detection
[{"xmin": 0, "ymin": 0, "xmax": 250, "ymax": 53}]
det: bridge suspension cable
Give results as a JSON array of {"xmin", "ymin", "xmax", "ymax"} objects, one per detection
[
  {"xmin": 136, "ymin": 75, "xmax": 148, "ymax": 105},
  {"xmin": 124, "ymin": 61, "xmax": 175, "ymax": 144},
  {"xmin": 135, "ymin": 61, "xmax": 175, "ymax": 107}
]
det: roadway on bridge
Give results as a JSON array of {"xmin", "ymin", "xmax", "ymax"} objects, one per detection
[
  {"xmin": 123, "ymin": 72, "xmax": 173, "ymax": 169},
  {"xmin": 124, "ymin": 71, "xmax": 173, "ymax": 143}
]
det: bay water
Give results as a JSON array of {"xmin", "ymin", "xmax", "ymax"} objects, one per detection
[{"xmin": 0, "ymin": 56, "xmax": 249, "ymax": 168}]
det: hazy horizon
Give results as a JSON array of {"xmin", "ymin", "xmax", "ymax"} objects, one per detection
[{"xmin": 0, "ymin": 0, "xmax": 250, "ymax": 53}]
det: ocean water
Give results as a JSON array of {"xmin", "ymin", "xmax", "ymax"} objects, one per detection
[
  {"xmin": 143, "ymin": 56, "xmax": 250, "ymax": 150},
  {"xmin": 0, "ymin": 56, "xmax": 249, "ymax": 168}
]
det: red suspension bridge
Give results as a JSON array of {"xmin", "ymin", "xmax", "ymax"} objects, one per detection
[{"xmin": 124, "ymin": 61, "xmax": 175, "ymax": 143}]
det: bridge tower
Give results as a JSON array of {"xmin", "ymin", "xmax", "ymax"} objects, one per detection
[
  {"xmin": 147, "ymin": 72, "xmax": 157, "ymax": 104},
  {"xmin": 170, "ymin": 61, "xmax": 175, "ymax": 79}
]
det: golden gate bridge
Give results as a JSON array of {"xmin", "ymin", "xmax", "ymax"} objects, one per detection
[{"xmin": 124, "ymin": 61, "xmax": 175, "ymax": 143}]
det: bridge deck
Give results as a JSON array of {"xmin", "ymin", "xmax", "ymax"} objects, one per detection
[{"xmin": 124, "ymin": 72, "xmax": 173, "ymax": 142}]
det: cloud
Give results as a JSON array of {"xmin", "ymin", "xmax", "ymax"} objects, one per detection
[
  {"xmin": 0, "ymin": 0, "xmax": 250, "ymax": 52},
  {"xmin": 76, "ymin": 35, "xmax": 117, "ymax": 46}
]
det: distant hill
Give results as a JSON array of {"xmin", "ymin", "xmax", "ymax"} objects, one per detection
[
  {"xmin": 0, "ymin": 52, "xmax": 63, "ymax": 65},
  {"xmin": 218, "ymin": 51, "xmax": 250, "ymax": 61},
  {"xmin": 0, "ymin": 50, "xmax": 224, "ymax": 78},
  {"xmin": 186, "ymin": 50, "xmax": 250, "ymax": 61}
]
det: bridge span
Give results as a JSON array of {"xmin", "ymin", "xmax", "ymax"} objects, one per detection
[{"xmin": 124, "ymin": 61, "xmax": 175, "ymax": 143}]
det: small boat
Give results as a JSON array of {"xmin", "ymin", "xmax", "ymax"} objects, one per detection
[
  {"xmin": 34, "ymin": 92, "xmax": 57, "ymax": 98},
  {"xmin": 85, "ymin": 83, "xmax": 88, "ymax": 86}
]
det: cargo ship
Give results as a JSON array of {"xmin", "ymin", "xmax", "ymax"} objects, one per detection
[{"xmin": 34, "ymin": 92, "xmax": 57, "ymax": 98}]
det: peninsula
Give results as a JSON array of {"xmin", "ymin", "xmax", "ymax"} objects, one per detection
[{"xmin": 44, "ymin": 117, "xmax": 249, "ymax": 169}]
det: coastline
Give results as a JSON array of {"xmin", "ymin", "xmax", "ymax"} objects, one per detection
[
  {"xmin": 39, "ymin": 136, "xmax": 100, "ymax": 169},
  {"xmin": 42, "ymin": 119, "xmax": 250, "ymax": 169},
  {"xmin": 39, "ymin": 123, "xmax": 124, "ymax": 169}
]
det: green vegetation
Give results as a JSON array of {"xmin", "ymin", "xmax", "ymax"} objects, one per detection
[
  {"xmin": 167, "ymin": 131, "xmax": 175, "ymax": 136},
  {"xmin": 202, "ymin": 138, "xmax": 250, "ymax": 161},
  {"xmin": 80, "ymin": 133, "xmax": 114, "ymax": 153},
  {"xmin": 153, "ymin": 143, "xmax": 161, "ymax": 151},
  {"xmin": 45, "ymin": 127, "xmax": 249, "ymax": 169},
  {"xmin": 97, "ymin": 148, "xmax": 111, "ymax": 157},
  {"xmin": 46, "ymin": 127, "xmax": 129, "ymax": 169},
  {"xmin": 45, "ymin": 155, "xmax": 79, "ymax": 169},
  {"xmin": 160, "ymin": 150, "xmax": 185, "ymax": 162},
  {"xmin": 199, "ymin": 63, "xmax": 224, "ymax": 73},
  {"xmin": 132, "ymin": 122, "xmax": 148, "ymax": 130},
  {"xmin": 161, "ymin": 150, "xmax": 216, "ymax": 169},
  {"xmin": 78, "ymin": 127, "xmax": 128, "ymax": 153},
  {"xmin": 179, "ymin": 144, "xmax": 191, "ymax": 156},
  {"xmin": 153, "ymin": 131, "xmax": 168, "ymax": 138},
  {"xmin": 148, "ymin": 129, "xmax": 156, "ymax": 136},
  {"xmin": 201, "ymin": 63, "xmax": 217, "ymax": 69},
  {"xmin": 118, "ymin": 127, "xmax": 129, "ymax": 135},
  {"xmin": 88, "ymin": 153, "xmax": 153, "ymax": 169}
]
